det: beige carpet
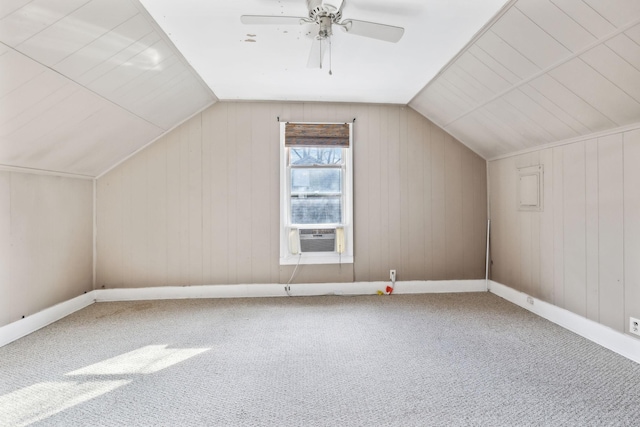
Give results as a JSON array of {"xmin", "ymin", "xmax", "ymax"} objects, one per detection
[{"xmin": 1, "ymin": 292, "xmax": 639, "ymax": 426}]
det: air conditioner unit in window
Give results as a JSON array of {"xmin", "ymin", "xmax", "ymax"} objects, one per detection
[{"xmin": 299, "ymin": 228, "xmax": 336, "ymax": 253}]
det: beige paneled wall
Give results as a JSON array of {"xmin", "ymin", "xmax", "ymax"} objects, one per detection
[
  {"xmin": 96, "ymin": 102, "xmax": 487, "ymax": 288},
  {"xmin": 0, "ymin": 171, "xmax": 93, "ymax": 327},
  {"xmin": 489, "ymin": 128, "xmax": 640, "ymax": 337}
]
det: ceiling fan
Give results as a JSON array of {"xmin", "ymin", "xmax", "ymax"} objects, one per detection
[{"xmin": 241, "ymin": 0, "xmax": 404, "ymax": 71}]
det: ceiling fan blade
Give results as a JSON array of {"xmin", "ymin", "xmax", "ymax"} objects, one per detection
[
  {"xmin": 307, "ymin": 37, "xmax": 329, "ymax": 69},
  {"xmin": 241, "ymin": 15, "xmax": 306, "ymax": 25},
  {"xmin": 342, "ymin": 19, "xmax": 404, "ymax": 43}
]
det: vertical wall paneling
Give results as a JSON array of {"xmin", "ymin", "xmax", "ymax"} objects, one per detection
[
  {"xmin": 145, "ymin": 136, "xmax": 168, "ymax": 287},
  {"xmin": 430, "ymin": 126, "xmax": 446, "ymax": 280},
  {"xmin": 398, "ymin": 107, "xmax": 410, "ymax": 278},
  {"xmin": 1, "ymin": 172, "xmax": 92, "ymax": 327},
  {"xmin": 539, "ymin": 148, "xmax": 554, "ymax": 301},
  {"xmin": 367, "ymin": 106, "xmax": 383, "ymax": 281},
  {"xmin": 505, "ymin": 157, "xmax": 521, "ymax": 288},
  {"xmin": 269, "ymin": 103, "xmax": 283, "ymax": 284},
  {"xmin": 422, "ymin": 114, "xmax": 434, "ymax": 279},
  {"xmin": 235, "ymin": 103, "xmax": 252, "ymax": 284},
  {"xmin": 226, "ymin": 104, "xmax": 239, "ymax": 284},
  {"xmin": 165, "ymin": 128, "xmax": 182, "ymax": 285},
  {"xmin": 208, "ymin": 104, "xmax": 230, "ymax": 285},
  {"xmin": 387, "ymin": 107, "xmax": 402, "ymax": 279},
  {"xmin": 444, "ymin": 135, "xmax": 464, "ymax": 279},
  {"xmin": 250, "ymin": 103, "xmax": 273, "ymax": 283},
  {"xmin": 378, "ymin": 106, "xmax": 391, "ymax": 280},
  {"xmin": 188, "ymin": 115, "xmax": 204, "ymax": 286},
  {"xmin": 96, "ymin": 102, "xmax": 487, "ymax": 288},
  {"xmin": 585, "ymin": 139, "xmax": 600, "ymax": 321},
  {"xmin": 0, "ymin": 173, "xmax": 10, "ymax": 325},
  {"xmin": 353, "ymin": 106, "xmax": 370, "ymax": 281},
  {"xmin": 407, "ymin": 109, "xmax": 426, "ymax": 279},
  {"xmin": 598, "ymin": 134, "xmax": 625, "ymax": 332},
  {"xmin": 624, "ymin": 129, "xmax": 640, "ymax": 333},
  {"xmin": 562, "ymin": 143, "xmax": 587, "ymax": 317},
  {"xmin": 490, "ymin": 127, "xmax": 640, "ymax": 338},
  {"xmin": 552, "ymin": 147, "xmax": 565, "ymax": 307},
  {"xmin": 201, "ymin": 108, "xmax": 214, "ymax": 283}
]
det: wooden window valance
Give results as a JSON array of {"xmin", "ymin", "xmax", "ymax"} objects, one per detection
[{"xmin": 285, "ymin": 123, "xmax": 350, "ymax": 147}]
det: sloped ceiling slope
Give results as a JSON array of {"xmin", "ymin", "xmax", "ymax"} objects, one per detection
[
  {"xmin": 410, "ymin": 0, "xmax": 640, "ymax": 160},
  {"xmin": 0, "ymin": 0, "xmax": 216, "ymax": 177}
]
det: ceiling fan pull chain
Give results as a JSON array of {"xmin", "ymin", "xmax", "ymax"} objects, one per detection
[{"xmin": 329, "ymin": 38, "xmax": 333, "ymax": 76}]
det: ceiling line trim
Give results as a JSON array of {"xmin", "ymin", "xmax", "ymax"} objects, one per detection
[
  {"xmin": 487, "ymin": 121, "xmax": 640, "ymax": 162},
  {"xmin": 95, "ymin": 100, "xmax": 217, "ymax": 179},
  {"xmin": 408, "ymin": 0, "xmax": 519, "ymax": 106},
  {"xmin": 0, "ymin": 164, "xmax": 95, "ymax": 180},
  {"xmin": 439, "ymin": 15, "xmax": 640, "ymax": 128}
]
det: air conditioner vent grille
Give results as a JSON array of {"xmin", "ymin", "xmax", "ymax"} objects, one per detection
[{"xmin": 299, "ymin": 228, "xmax": 336, "ymax": 252}]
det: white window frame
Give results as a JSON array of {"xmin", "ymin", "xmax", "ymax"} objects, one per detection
[{"xmin": 279, "ymin": 121, "xmax": 354, "ymax": 265}]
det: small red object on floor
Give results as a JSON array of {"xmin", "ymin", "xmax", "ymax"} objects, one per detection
[{"xmin": 386, "ymin": 285, "xmax": 394, "ymax": 294}]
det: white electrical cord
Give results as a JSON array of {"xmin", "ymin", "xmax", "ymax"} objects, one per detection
[{"xmin": 285, "ymin": 253, "xmax": 302, "ymax": 297}]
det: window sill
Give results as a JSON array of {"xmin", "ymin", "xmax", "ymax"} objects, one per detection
[{"xmin": 280, "ymin": 253, "xmax": 354, "ymax": 265}]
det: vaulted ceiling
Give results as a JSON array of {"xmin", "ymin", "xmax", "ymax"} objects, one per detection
[
  {"xmin": 0, "ymin": 0, "xmax": 216, "ymax": 177},
  {"xmin": 1, "ymin": 0, "xmax": 640, "ymax": 177},
  {"xmin": 411, "ymin": 0, "xmax": 640, "ymax": 159}
]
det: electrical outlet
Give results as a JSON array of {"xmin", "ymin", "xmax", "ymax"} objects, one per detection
[
  {"xmin": 630, "ymin": 317, "xmax": 640, "ymax": 337},
  {"xmin": 390, "ymin": 270, "xmax": 396, "ymax": 282}
]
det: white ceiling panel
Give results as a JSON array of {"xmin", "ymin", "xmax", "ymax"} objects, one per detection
[
  {"xmin": 516, "ymin": 0, "xmax": 597, "ymax": 52},
  {"xmin": 54, "ymin": 14, "xmax": 153, "ymax": 80},
  {"xmin": 74, "ymin": 31, "xmax": 161, "ymax": 86},
  {"xmin": 527, "ymin": 74, "xmax": 617, "ymax": 132},
  {"xmin": 85, "ymin": 39, "xmax": 173, "ymax": 95},
  {"xmin": 606, "ymin": 34, "xmax": 640, "ymax": 70},
  {"xmin": 466, "ymin": 45, "xmax": 521, "ymax": 85},
  {"xmin": 443, "ymin": 64, "xmax": 496, "ymax": 104},
  {"xmin": 582, "ymin": 0, "xmax": 640, "ymax": 28},
  {"xmin": 484, "ymin": 97, "xmax": 555, "ymax": 143},
  {"xmin": 16, "ymin": 0, "xmax": 138, "ymax": 66},
  {"xmin": 0, "ymin": 68, "xmax": 68, "ymax": 127},
  {"xmin": 455, "ymin": 51, "xmax": 512, "ymax": 95},
  {"xmin": 549, "ymin": 58, "xmax": 640, "ymax": 125},
  {"xmin": 409, "ymin": 84, "xmax": 463, "ymax": 128},
  {"xmin": 518, "ymin": 83, "xmax": 591, "ymax": 135},
  {"xmin": 501, "ymin": 88, "xmax": 579, "ymax": 141},
  {"xmin": 0, "ymin": 48, "xmax": 44, "ymax": 98},
  {"xmin": 549, "ymin": 0, "xmax": 616, "ymax": 38},
  {"xmin": 580, "ymin": 45, "xmax": 640, "ymax": 103},
  {"xmin": 0, "ymin": 1, "xmax": 31, "ymax": 20},
  {"xmin": 491, "ymin": 7, "xmax": 570, "ymax": 69},
  {"xmin": 625, "ymin": 23, "xmax": 640, "ymax": 44},
  {"xmin": 474, "ymin": 30, "xmax": 540, "ymax": 80},
  {"xmin": 0, "ymin": 0, "xmax": 90, "ymax": 46}
]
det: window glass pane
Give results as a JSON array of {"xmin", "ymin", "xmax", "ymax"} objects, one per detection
[
  {"xmin": 290, "ymin": 148, "xmax": 342, "ymax": 165},
  {"xmin": 291, "ymin": 169, "xmax": 341, "ymax": 194},
  {"xmin": 291, "ymin": 196, "xmax": 341, "ymax": 224}
]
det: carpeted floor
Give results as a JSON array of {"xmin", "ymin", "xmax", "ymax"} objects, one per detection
[{"xmin": 0, "ymin": 292, "xmax": 639, "ymax": 426}]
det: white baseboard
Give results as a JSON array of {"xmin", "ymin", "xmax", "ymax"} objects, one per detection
[
  {"xmin": 488, "ymin": 280, "xmax": 640, "ymax": 364},
  {"xmin": 0, "ymin": 292, "xmax": 95, "ymax": 348},
  {"xmin": 94, "ymin": 279, "xmax": 488, "ymax": 302}
]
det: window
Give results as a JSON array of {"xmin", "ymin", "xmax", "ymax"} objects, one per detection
[{"xmin": 280, "ymin": 122, "xmax": 354, "ymax": 265}]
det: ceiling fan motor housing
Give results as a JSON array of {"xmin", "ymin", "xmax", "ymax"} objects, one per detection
[{"xmin": 307, "ymin": 0, "xmax": 344, "ymax": 22}]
